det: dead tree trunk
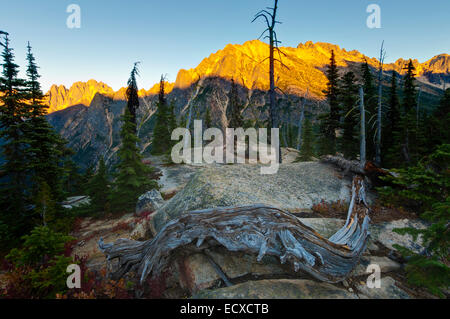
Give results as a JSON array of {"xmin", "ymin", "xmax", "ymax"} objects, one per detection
[
  {"xmin": 360, "ymin": 86, "xmax": 367, "ymax": 168},
  {"xmin": 375, "ymin": 41, "xmax": 386, "ymax": 167},
  {"xmin": 99, "ymin": 177, "xmax": 371, "ymax": 285},
  {"xmin": 253, "ymin": 0, "xmax": 284, "ymax": 164},
  {"xmin": 296, "ymin": 90, "xmax": 307, "ymax": 151}
]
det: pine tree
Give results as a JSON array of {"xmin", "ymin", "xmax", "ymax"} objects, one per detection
[
  {"xmin": 126, "ymin": 62, "xmax": 140, "ymax": 129},
  {"xmin": 112, "ymin": 108, "xmax": 158, "ymax": 213},
  {"xmin": 61, "ymin": 149, "xmax": 83, "ymax": 196},
  {"xmin": 168, "ymin": 101, "xmax": 178, "ymax": 136},
  {"xmin": 400, "ymin": 60, "xmax": 418, "ymax": 164},
  {"xmin": 87, "ymin": 158, "xmax": 110, "ymax": 216},
  {"xmin": 227, "ymin": 79, "xmax": 243, "ymax": 128},
  {"xmin": 0, "ymin": 34, "xmax": 32, "ymax": 247},
  {"xmin": 361, "ymin": 59, "xmax": 377, "ymax": 161},
  {"xmin": 296, "ymin": 116, "xmax": 315, "ymax": 162},
  {"xmin": 383, "ymin": 71, "xmax": 402, "ymax": 166},
  {"xmin": 318, "ymin": 50, "xmax": 339, "ymax": 155},
  {"xmin": 23, "ymin": 42, "xmax": 66, "ymax": 203},
  {"xmin": 434, "ymin": 89, "xmax": 450, "ymax": 145},
  {"xmin": 151, "ymin": 75, "xmax": 171, "ymax": 155},
  {"xmin": 34, "ymin": 181, "xmax": 57, "ymax": 226},
  {"xmin": 339, "ymin": 71, "xmax": 359, "ymax": 159}
]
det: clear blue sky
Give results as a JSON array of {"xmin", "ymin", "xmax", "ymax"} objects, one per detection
[{"xmin": 1, "ymin": 0, "xmax": 449, "ymax": 91}]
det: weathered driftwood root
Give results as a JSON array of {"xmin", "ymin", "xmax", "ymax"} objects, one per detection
[{"xmin": 99, "ymin": 176, "xmax": 370, "ymax": 284}]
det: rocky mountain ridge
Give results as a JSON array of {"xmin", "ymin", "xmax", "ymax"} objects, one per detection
[
  {"xmin": 45, "ymin": 40, "xmax": 449, "ymax": 113},
  {"xmin": 46, "ymin": 40, "xmax": 448, "ymax": 170}
]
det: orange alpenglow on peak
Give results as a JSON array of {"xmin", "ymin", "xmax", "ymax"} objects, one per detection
[
  {"xmin": 46, "ymin": 79, "xmax": 115, "ymax": 113},
  {"xmin": 45, "ymin": 40, "xmax": 449, "ymax": 113}
]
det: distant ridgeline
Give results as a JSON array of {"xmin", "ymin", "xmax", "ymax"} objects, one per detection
[{"xmin": 45, "ymin": 40, "xmax": 449, "ymax": 170}]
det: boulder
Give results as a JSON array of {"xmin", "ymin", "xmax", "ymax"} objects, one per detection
[
  {"xmin": 355, "ymin": 276, "xmax": 411, "ymax": 299},
  {"xmin": 176, "ymin": 251, "xmax": 289, "ymax": 294},
  {"xmin": 149, "ymin": 162, "xmax": 352, "ymax": 236},
  {"xmin": 130, "ymin": 217, "xmax": 152, "ymax": 240},
  {"xmin": 135, "ymin": 189, "xmax": 165, "ymax": 215},
  {"xmin": 299, "ymin": 218, "xmax": 345, "ymax": 238},
  {"xmin": 370, "ymin": 219, "xmax": 428, "ymax": 254},
  {"xmin": 193, "ymin": 279, "xmax": 358, "ymax": 299},
  {"xmin": 351, "ymin": 256, "xmax": 401, "ymax": 277},
  {"xmin": 281, "ymin": 147, "xmax": 306, "ymax": 164}
]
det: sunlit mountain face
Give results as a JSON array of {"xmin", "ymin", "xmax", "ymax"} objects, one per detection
[
  {"xmin": 45, "ymin": 40, "xmax": 449, "ymax": 113},
  {"xmin": 43, "ymin": 40, "xmax": 448, "ymax": 170}
]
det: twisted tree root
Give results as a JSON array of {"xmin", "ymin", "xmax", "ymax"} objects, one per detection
[{"xmin": 99, "ymin": 176, "xmax": 370, "ymax": 284}]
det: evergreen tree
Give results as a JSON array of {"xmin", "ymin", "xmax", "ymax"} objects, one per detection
[
  {"xmin": 151, "ymin": 75, "xmax": 171, "ymax": 155},
  {"xmin": 34, "ymin": 181, "xmax": 57, "ymax": 226},
  {"xmin": 296, "ymin": 116, "xmax": 315, "ymax": 162},
  {"xmin": 383, "ymin": 71, "xmax": 403, "ymax": 166},
  {"xmin": 61, "ymin": 148, "xmax": 83, "ymax": 196},
  {"xmin": 0, "ymin": 34, "xmax": 31, "ymax": 247},
  {"xmin": 361, "ymin": 59, "xmax": 377, "ymax": 161},
  {"xmin": 168, "ymin": 101, "xmax": 178, "ymax": 136},
  {"xmin": 377, "ymin": 144, "xmax": 450, "ymax": 297},
  {"xmin": 227, "ymin": 79, "xmax": 243, "ymax": 128},
  {"xmin": 112, "ymin": 109, "xmax": 158, "ymax": 213},
  {"xmin": 428, "ymin": 88, "xmax": 450, "ymax": 148},
  {"xmin": 318, "ymin": 50, "xmax": 339, "ymax": 155},
  {"xmin": 400, "ymin": 60, "xmax": 418, "ymax": 164},
  {"xmin": 339, "ymin": 71, "xmax": 359, "ymax": 159},
  {"xmin": 80, "ymin": 164, "xmax": 94, "ymax": 186},
  {"xmin": 23, "ymin": 42, "xmax": 66, "ymax": 203},
  {"xmin": 126, "ymin": 62, "xmax": 140, "ymax": 129},
  {"xmin": 87, "ymin": 158, "xmax": 110, "ymax": 216}
]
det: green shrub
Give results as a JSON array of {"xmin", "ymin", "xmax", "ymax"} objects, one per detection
[
  {"xmin": 377, "ymin": 144, "xmax": 450, "ymax": 297},
  {"xmin": 5, "ymin": 226, "xmax": 75, "ymax": 298}
]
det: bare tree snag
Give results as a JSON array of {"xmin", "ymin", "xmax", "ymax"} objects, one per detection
[
  {"xmin": 252, "ymin": 0, "xmax": 287, "ymax": 163},
  {"xmin": 359, "ymin": 86, "xmax": 367, "ymax": 167},
  {"xmin": 99, "ymin": 177, "xmax": 371, "ymax": 285},
  {"xmin": 375, "ymin": 41, "xmax": 386, "ymax": 167}
]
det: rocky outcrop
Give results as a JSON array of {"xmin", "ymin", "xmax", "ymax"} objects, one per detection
[
  {"xmin": 192, "ymin": 279, "xmax": 358, "ymax": 299},
  {"xmin": 370, "ymin": 219, "xmax": 428, "ymax": 254},
  {"xmin": 148, "ymin": 162, "xmax": 352, "ymax": 236},
  {"xmin": 351, "ymin": 256, "xmax": 401, "ymax": 277},
  {"xmin": 135, "ymin": 189, "xmax": 165, "ymax": 215},
  {"xmin": 177, "ymin": 251, "xmax": 288, "ymax": 294},
  {"xmin": 355, "ymin": 276, "xmax": 411, "ymax": 299}
]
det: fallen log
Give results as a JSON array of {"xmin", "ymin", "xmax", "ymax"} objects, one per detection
[
  {"xmin": 321, "ymin": 155, "xmax": 396, "ymax": 186},
  {"xmin": 99, "ymin": 176, "xmax": 371, "ymax": 284},
  {"xmin": 320, "ymin": 155, "xmax": 366, "ymax": 175}
]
